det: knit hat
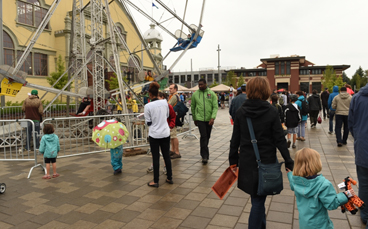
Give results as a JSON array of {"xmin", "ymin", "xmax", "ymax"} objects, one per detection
[{"xmin": 31, "ymin": 90, "xmax": 38, "ymax": 95}]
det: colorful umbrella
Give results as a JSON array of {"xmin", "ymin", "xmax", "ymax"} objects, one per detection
[
  {"xmin": 92, "ymin": 119, "xmax": 129, "ymax": 149},
  {"xmin": 277, "ymin": 89, "xmax": 286, "ymax": 92}
]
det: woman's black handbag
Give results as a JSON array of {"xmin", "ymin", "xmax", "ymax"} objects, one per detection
[{"xmin": 247, "ymin": 118, "xmax": 284, "ymax": 196}]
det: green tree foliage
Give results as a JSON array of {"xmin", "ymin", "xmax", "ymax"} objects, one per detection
[
  {"xmin": 225, "ymin": 71, "xmax": 236, "ymax": 86},
  {"xmin": 47, "ymin": 55, "xmax": 71, "ymax": 102},
  {"xmin": 351, "ymin": 66, "xmax": 366, "ymax": 90},
  {"xmin": 237, "ymin": 75, "xmax": 245, "ymax": 88},
  {"xmin": 342, "ymin": 72, "xmax": 351, "ymax": 85},
  {"xmin": 322, "ymin": 66, "xmax": 345, "ymax": 93},
  {"xmin": 105, "ymin": 73, "xmax": 128, "ymax": 90},
  {"xmin": 210, "ymin": 79, "xmax": 219, "ymax": 88}
]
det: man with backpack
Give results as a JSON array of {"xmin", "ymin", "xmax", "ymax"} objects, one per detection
[
  {"xmin": 295, "ymin": 91, "xmax": 309, "ymax": 141},
  {"xmin": 168, "ymin": 84, "xmax": 182, "ymax": 159},
  {"xmin": 328, "ymin": 86, "xmax": 340, "ymax": 134}
]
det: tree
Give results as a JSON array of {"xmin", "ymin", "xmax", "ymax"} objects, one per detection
[
  {"xmin": 47, "ymin": 55, "xmax": 71, "ymax": 103},
  {"xmin": 210, "ymin": 78, "xmax": 219, "ymax": 88},
  {"xmin": 225, "ymin": 71, "xmax": 236, "ymax": 86},
  {"xmin": 105, "ymin": 73, "xmax": 128, "ymax": 90},
  {"xmin": 237, "ymin": 75, "xmax": 245, "ymax": 88},
  {"xmin": 342, "ymin": 72, "xmax": 351, "ymax": 85},
  {"xmin": 351, "ymin": 66, "xmax": 366, "ymax": 90},
  {"xmin": 322, "ymin": 66, "xmax": 345, "ymax": 93}
]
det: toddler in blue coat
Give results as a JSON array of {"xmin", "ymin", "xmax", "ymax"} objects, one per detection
[
  {"xmin": 110, "ymin": 145, "xmax": 123, "ymax": 175},
  {"xmin": 287, "ymin": 148, "xmax": 354, "ymax": 229},
  {"xmin": 39, "ymin": 124, "xmax": 60, "ymax": 179}
]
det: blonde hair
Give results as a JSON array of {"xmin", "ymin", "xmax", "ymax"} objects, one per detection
[{"xmin": 293, "ymin": 148, "xmax": 322, "ymax": 177}]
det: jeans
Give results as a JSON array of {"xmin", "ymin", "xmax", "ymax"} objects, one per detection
[
  {"xmin": 329, "ymin": 110, "xmax": 335, "ymax": 132},
  {"xmin": 26, "ymin": 121, "xmax": 40, "ymax": 150},
  {"xmin": 357, "ymin": 165, "xmax": 368, "ymax": 226},
  {"xmin": 322, "ymin": 104, "xmax": 329, "ymax": 118},
  {"xmin": 197, "ymin": 121, "xmax": 213, "ymax": 160},
  {"xmin": 249, "ymin": 195, "xmax": 267, "ymax": 229},
  {"xmin": 297, "ymin": 120, "xmax": 306, "ymax": 138},
  {"xmin": 149, "ymin": 136, "xmax": 172, "ymax": 183},
  {"xmin": 335, "ymin": 115, "xmax": 349, "ymax": 144}
]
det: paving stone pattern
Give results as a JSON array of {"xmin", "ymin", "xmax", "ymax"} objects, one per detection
[{"xmin": 0, "ymin": 108, "xmax": 366, "ymax": 228}]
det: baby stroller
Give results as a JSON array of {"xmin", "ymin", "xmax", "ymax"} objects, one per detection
[{"xmin": 0, "ymin": 183, "xmax": 6, "ymax": 194}]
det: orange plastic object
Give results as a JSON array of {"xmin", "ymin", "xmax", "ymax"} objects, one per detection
[
  {"xmin": 230, "ymin": 118, "xmax": 234, "ymax": 125},
  {"xmin": 211, "ymin": 164, "xmax": 238, "ymax": 200}
]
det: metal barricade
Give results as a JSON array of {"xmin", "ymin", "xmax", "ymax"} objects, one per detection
[
  {"xmin": 41, "ymin": 113, "xmax": 150, "ymax": 158},
  {"xmin": 0, "ymin": 119, "xmax": 45, "ymax": 178},
  {"xmin": 0, "ymin": 104, "xmax": 78, "ymax": 120}
]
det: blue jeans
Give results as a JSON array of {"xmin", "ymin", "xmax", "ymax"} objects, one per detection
[
  {"xmin": 110, "ymin": 146, "xmax": 123, "ymax": 171},
  {"xmin": 249, "ymin": 195, "xmax": 267, "ymax": 229},
  {"xmin": 335, "ymin": 115, "xmax": 349, "ymax": 144},
  {"xmin": 357, "ymin": 165, "xmax": 368, "ymax": 227},
  {"xmin": 297, "ymin": 120, "xmax": 306, "ymax": 138},
  {"xmin": 329, "ymin": 110, "xmax": 335, "ymax": 132},
  {"xmin": 26, "ymin": 121, "xmax": 40, "ymax": 150}
]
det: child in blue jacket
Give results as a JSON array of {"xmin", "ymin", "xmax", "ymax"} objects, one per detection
[
  {"xmin": 287, "ymin": 148, "xmax": 354, "ymax": 229},
  {"xmin": 39, "ymin": 124, "xmax": 60, "ymax": 179}
]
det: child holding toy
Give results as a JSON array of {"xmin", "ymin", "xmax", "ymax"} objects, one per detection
[
  {"xmin": 39, "ymin": 124, "xmax": 60, "ymax": 179},
  {"xmin": 287, "ymin": 148, "xmax": 354, "ymax": 229}
]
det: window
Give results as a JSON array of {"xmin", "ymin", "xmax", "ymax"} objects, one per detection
[
  {"xmin": 17, "ymin": 51, "xmax": 33, "ymax": 75},
  {"xmin": 17, "ymin": 0, "xmax": 49, "ymax": 29},
  {"xmin": 312, "ymin": 82, "xmax": 321, "ymax": 92},
  {"xmin": 34, "ymin": 53, "xmax": 48, "ymax": 76},
  {"xmin": 286, "ymin": 61, "xmax": 291, "ymax": 75},
  {"xmin": 174, "ymin": 75, "xmax": 179, "ymax": 83},
  {"xmin": 311, "ymin": 69, "xmax": 322, "ymax": 74},
  {"xmin": 187, "ymin": 75, "xmax": 191, "ymax": 82},
  {"xmin": 207, "ymin": 74, "xmax": 213, "ymax": 83},
  {"xmin": 214, "ymin": 74, "xmax": 218, "ymax": 82},
  {"xmin": 3, "ymin": 31, "xmax": 15, "ymax": 67},
  {"xmin": 128, "ymin": 56, "xmax": 140, "ymax": 83},
  {"xmin": 116, "ymin": 26, "xmax": 127, "ymax": 42},
  {"xmin": 280, "ymin": 62, "xmax": 285, "ymax": 75},
  {"xmin": 275, "ymin": 62, "xmax": 279, "ymax": 75},
  {"xmin": 180, "ymin": 75, "xmax": 185, "ymax": 83},
  {"xmin": 169, "ymin": 75, "xmax": 173, "ymax": 82},
  {"xmin": 259, "ymin": 71, "xmax": 267, "ymax": 76},
  {"xmin": 194, "ymin": 74, "xmax": 199, "ymax": 81},
  {"xmin": 299, "ymin": 69, "xmax": 310, "ymax": 75}
]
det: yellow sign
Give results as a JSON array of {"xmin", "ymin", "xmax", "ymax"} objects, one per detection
[{"xmin": 0, "ymin": 78, "xmax": 23, "ymax": 97}]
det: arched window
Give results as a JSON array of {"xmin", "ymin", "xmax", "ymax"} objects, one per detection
[
  {"xmin": 116, "ymin": 26, "xmax": 127, "ymax": 43},
  {"xmin": 17, "ymin": 0, "xmax": 49, "ymax": 29},
  {"xmin": 3, "ymin": 31, "xmax": 15, "ymax": 66}
]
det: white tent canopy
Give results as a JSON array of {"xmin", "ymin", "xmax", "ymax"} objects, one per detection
[
  {"xmin": 164, "ymin": 84, "xmax": 190, "ymax": 92},
  {"xmin": 188, "ymin": 85, "xmax": 199, "ymax": 91},
  {"xmin": 210, "ymin": 84, "xmax": 230, "ymax": 92}
]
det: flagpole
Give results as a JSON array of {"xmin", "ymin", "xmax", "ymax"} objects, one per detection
[{"xmin": 152, "ymin": 0, "xmax": 153, "ymax": 18}]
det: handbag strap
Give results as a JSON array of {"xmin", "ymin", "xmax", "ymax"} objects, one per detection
[{"xmin": 246, "ymin": 117, "xmax": 262, "ymax": 166}]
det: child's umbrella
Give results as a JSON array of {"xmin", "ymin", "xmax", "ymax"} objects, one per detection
[{"xmin": 92, "ymin": 119, "xmax": 129, "ymax": 148}]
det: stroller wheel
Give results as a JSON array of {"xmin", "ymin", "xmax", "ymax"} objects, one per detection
[{"xmin": 0, "ymin": 183, "xmax": 6, "ymax": 194}]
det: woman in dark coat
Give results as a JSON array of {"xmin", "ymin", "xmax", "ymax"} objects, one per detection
[
  {"xmin": 229, "ymin": 77, "xmax": 294, "ymax": 229},
  {"xmin": 307, "ymin": 89, "xmax": 322, "ymax": 128}
]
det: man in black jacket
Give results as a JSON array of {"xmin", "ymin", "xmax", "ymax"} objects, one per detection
[
  {"xmin": 320, "ymin": 87, "xmax": 330, "ymax": 119},
  {"xmin": 229, "ymin": 84, "xmax": 247, "ymax": 120},
  {"xmin": 308, "ymin": 90, "xmax": 322, "ymax": 128}
]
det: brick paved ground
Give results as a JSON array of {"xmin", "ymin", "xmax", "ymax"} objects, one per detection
[{"xmin": 0, "ymin": 108, "xmax": 366, "ymax": 228}]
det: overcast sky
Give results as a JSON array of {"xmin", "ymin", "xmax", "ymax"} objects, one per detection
[{"xmin": 127, "ymin": 0, "xmax": 368, "ymax": 78}]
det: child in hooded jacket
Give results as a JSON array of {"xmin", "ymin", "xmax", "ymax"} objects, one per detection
[
  {"xmin": 39, "ymin": 124, "xmax": 60, "ymax": 179},
  {"xmin": 287, "ymin": 148, "xmax": 353, "ymax": 229}
]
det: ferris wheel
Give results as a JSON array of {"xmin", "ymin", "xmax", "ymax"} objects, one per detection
[{"xmin": 0, "ymin": 0, "xmax": 206, "ymax": 115}]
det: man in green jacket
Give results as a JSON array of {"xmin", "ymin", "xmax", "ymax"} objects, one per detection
[{"xmin": 191, "ymin": 79, "xmax": 218, "ymax": 164}]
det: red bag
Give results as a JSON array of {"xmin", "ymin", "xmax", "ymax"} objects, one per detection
[
  {"xmin": 317, "ymin": 112, "xmax": 322, "ymax": 124},
  {"xmin": 211, "ymin": 165, "xmax": 238, "ymax": 200}
]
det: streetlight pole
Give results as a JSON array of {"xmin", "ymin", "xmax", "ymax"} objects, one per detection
[
  {"xmin": 217, "ymin": 44, "xmax": 221, "ymax": 84},
  {"xmin": 0, "ymin": 0, "xmax": 4, "ymax": 107}
]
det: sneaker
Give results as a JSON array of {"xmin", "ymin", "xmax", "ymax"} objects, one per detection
[
  {"xmin": 337, "ymin": 143, "xmax": 343, "ymax": 147},
  {"xmin": 296, "ymin": 137, "xmax": 301, "ymax": 141},
  {"xmin": 287, "ymin": 140, "xmax": 291, "ymax": 148},
  {"xmin": 202, "ymin": 158, "xmax": 208, "ymax": 165},
  {"xmin": 171, "ymin": 153, "xmax": 181, "ymax": 159},
  {"xmin": 169, "ymin": 151, "xmax": 175, "ymax": 156},
  {"xmin": 342, "ymin": 142, "xmax": 347, "ymax": 145},
  {"xmin": 292, "ymin": 144, "xmax": 296, "ymax": 148},
  {"xmin": 163, "ymin": 166, "xmax": 167, "ymax": 175},
  {"xmin": 300, "ymin": 137, "xmax": 306, "ymax": 141},
  {"xmin": 114, "ymin": 169, "xmax": 122, "ymax": 175},
  {"xmin": 147, "ymin": 165, "xmax": 153, "ymax": 173},
  {"xmin": 328, "ymin": 131, "xmax": 333, "ymax": 135}
]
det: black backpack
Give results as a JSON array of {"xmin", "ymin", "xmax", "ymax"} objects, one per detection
[
  {"xmin": 300, "ymin": 99, "xmax": 309, "ymax": 116},
  {"xmin": 173, "ymin": 95, "xmax": 189, "ymax": 126}
]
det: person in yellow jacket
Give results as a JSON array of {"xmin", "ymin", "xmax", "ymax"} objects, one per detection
[
  {"xmin": 132, "ymin": 100, "xmax": 138, "ymax": 113},
  {"xmin": 117, "ymin": 98, "xmax": 123, "ymax": 114}
]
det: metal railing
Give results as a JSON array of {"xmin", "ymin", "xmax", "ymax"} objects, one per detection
[
  {"xmin": 0, "ymin": 104, "xmax": 77, "ymax": 120},
  {"xmin": 0, "ymin": 119, "xmax": 45, "ymax": 178}
]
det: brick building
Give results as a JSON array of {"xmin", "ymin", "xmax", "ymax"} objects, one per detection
[{"xmin": 228, "ymin": 55, "xmax": 350, "ymax": 93}]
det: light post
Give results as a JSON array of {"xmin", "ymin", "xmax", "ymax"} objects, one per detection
[
  {"xmin": 309, "ymin": 69, "xmax": 311, "ymax": 96},
  {"xmin": 217, "ymin": 44, "xmax": 221, "ymax": 84}
]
